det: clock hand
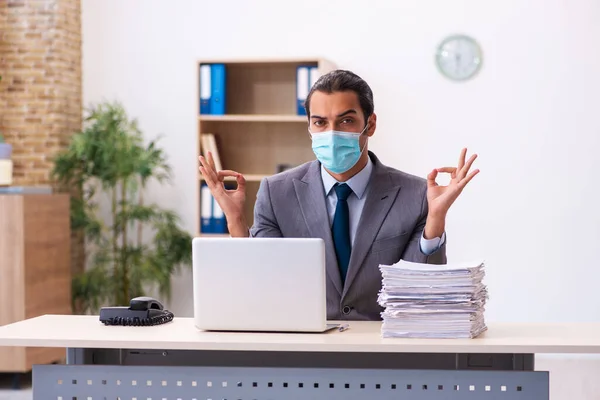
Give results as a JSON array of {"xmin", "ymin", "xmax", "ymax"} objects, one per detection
[{"xmin": 456, "ymin": 53, "xmax": 461, "ymax": 75}]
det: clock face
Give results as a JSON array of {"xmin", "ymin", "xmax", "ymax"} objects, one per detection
[{"xmin": 435, "ymin": 34, "xmax": 483, "ymax": 81}]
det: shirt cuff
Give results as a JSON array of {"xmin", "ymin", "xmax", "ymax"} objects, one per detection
[{"xmin": 420, "ymin": 231, "xmax": 446, "ymax": 255}]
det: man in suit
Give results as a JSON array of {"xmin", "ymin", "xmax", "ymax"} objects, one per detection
[{"xmin": 198, "ymin": 69, "xmax": 479, "ymax": 321}]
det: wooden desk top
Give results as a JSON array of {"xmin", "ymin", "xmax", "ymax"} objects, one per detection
[{"xmin": 1, "ymin": 315, "xmax": 600, "ymax": 354}]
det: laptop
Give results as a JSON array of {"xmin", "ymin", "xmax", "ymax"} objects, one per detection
[{"xmin": 192, "ymin": 237, "xmax": 340, "ymax": 333}]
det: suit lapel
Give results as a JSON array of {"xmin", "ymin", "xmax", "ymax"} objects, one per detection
[
  {"xmin": 293, "ymin": 161, "xmax": 343, "ymax": 296},
  {"xmin": 343, "ymin": 156, "xmax": 401, "ymax": 298}
]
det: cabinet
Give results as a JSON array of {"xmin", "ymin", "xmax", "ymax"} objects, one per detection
[
  {"xmin": 195, "ymin": 58, "xmax": 336, "ymax": 235},
  {"xmin": 0, "ymin": 192, "xmax": 71, "ymax": 372}
]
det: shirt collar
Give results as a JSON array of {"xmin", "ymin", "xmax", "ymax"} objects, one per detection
[{"xmin": 321, "ymin": 156, "xmax": 374, "ymax": 200}]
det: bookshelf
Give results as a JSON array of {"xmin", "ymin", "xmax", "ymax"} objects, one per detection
[{"xmin": 196, "ymin": 58, "xmax": 336, "ymax": 236}]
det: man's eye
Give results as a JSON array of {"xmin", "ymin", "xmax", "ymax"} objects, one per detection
[
  {"xmin": 342, "ymin": 118, "xmax": 354, "ymax": 124},
  {"xmin": 314, "ymin": 120, "xmax": 324, "ymax": 126}
]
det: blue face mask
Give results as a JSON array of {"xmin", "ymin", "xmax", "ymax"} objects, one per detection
[{"xmin": 310, "ymin": 126, "xmax": 367, "ymax": 174}]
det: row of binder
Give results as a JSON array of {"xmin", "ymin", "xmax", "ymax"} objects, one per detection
[
  {"xmin": 198, "ymin": 63, "xmax": 321, "ymax": 116},
  {"xmin": 199, "ymin": 63, "xmax": 227, "ymax": 115},
  {"xmin": 200, "ymin": 182, "xmax": 228, "ymax": 234}
]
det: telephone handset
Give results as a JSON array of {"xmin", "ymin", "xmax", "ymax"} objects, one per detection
[{"xmin": 99, "ymin": 296, "xmax": 174, "ymax": 326}]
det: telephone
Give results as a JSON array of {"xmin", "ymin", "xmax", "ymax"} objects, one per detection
[{"xmin": 99, "ymin": 296, "xmax": 174, "ymax": 326}]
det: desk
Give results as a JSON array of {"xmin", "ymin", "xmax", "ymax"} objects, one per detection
[{"xmin": 1, "ymin": 315, "xmax": 600, "ymax": 399}]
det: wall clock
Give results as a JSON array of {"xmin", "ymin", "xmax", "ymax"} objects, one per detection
[{"xmin": 435, "ymin": 34, "xmax": 483, "ymax": 81}]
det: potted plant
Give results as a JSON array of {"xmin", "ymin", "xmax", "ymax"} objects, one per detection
[{"xmin": 51, "ymin": 101, "xmax": 193, "ymax": 313}]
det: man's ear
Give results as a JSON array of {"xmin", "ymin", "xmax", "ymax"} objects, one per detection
[{"xmin": 366, "ymin": 113, "xmax": 377, "ymax": 137}]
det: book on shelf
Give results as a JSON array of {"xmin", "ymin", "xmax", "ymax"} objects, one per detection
[{"xmin": 200, "ymin": 133, "xmax": 222, "ymax": 171}]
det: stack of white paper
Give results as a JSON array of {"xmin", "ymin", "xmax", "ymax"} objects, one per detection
[{"xmin": 377, "ymin": 259, "xmax": 488, "ymax": 339}]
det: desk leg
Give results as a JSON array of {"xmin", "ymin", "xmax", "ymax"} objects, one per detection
[
  {"xmin": 34, "ymin": 349, "xmax": 547, "ymax": 399},
  {"xmin": 66, "ymin": 348, "xmax": 87, "ymax": 365}
]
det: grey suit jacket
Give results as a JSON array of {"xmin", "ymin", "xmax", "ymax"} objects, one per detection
[{"xmin": 249, "ymin": 151, "xmax": 447, "ymax": 321}]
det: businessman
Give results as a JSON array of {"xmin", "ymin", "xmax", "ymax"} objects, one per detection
[{"xmin": 199, "ymin": 69, "xmax": 479, "ymax": 321}]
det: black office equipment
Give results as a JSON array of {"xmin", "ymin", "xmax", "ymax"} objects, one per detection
[{"xmin": 99, "ymin": 296, "xmax": 174, "ymax": 326}]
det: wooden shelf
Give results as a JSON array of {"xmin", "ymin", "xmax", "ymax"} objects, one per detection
[
  {"xmin": 197, "ymin": 122, "xmax": 313, "ymax": 175},
  {"xmin": 196, "ymin": 58, "xmax": 336, "ymax": 235},
  {"xmin": 196, "ymin": 57, "xmax": 336, "ymax": 66},
  {"xmin": 199, "ymin": 114, "xmax": 307, "ymax": 123}
]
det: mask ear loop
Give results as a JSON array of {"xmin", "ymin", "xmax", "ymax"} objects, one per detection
[{"xmin": 357, "ymin": 122, "xmax": 369, "ymax": 155}]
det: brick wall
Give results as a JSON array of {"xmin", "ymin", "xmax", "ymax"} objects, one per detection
[
  {"xmin": 0, "ymin": 0, "xmax": 84, "ymax": 278},
  {"xmin": 0, "ymin": 0, "xmax": 82, "ymax": 184}
]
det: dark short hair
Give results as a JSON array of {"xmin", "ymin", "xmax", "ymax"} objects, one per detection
[{"xmin": 305, "ymin": 69, "xmax": 374, "ymax": 123}]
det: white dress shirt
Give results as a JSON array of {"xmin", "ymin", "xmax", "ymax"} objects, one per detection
[{"xmin": 320, "ymin": 157, "xmax": 445, "ymax": 255}]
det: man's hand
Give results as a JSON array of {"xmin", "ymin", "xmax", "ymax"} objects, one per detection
[
  {"xmin": 198, "ymin": 152, "xmax": 249, "ymax": 237},
  {"xmin": 424, "ymin": 148, "xmax": 479, "ymax": 239}
]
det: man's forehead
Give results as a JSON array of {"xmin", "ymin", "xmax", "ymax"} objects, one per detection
[{"xmin": 309, "ymin": 90, "xmax": 361, "ymax": 113}]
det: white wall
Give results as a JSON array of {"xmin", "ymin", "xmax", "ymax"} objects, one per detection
[{"xmin": 82, "ymin": 0, "xmax": 600, "ymax": 397}]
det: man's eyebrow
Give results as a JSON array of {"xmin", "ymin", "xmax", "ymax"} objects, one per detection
[
  {"xmin": 337, "ymin": 109, "xmax": 357, "ymax": 117},
  {"xmin": 310, "ymin": 109, "xmax": 358, "ymax": 119}
]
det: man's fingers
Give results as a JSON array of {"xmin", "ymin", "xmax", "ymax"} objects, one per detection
[
  {"xmin": 459, "ymin": 153, "xmax": 478, "ymax": 180},
  {"xmin": 199, "ymin": 166, "xmax": 215, "ymax": 188},
  {"xmin": 199, "ymin": 156, "xmax": 220, "ymax": 189},
  {"xmin": 217, "ymin": 170, "xmax": 246, "ymax": 194},
  {"xmin": 218, "ymin": 170, "xmax": 245, "ymax": 195},
  {"xmin": 427, "ymin": 169, "xmax": 438, "ymax": 187},
  {"xmin": 457, "ymin": 147, "xmax": 467, "ymax": 172},
  {"xmin": 199, "ymin": 155, "xmax": 216, "ymax": 177},
  {"xmin": 207, "ymin": 151, "xmax": 217, "ymax": 171},
  {"xmin": 236, "ymin": 173, "xmax": 246, "ymax": 193},
  {"xmin": 217, "ymin": 170, "xmax": 241, "ymax": 181},
  {"xmin": 436, "ymin": 167, "xmax": 457, "ymax": 173},
  {"xmin": 458, "ymin": 169, "xmax": 480, "ymax": 189},
  {"xmin": 436, "ymin": 167, "xmax": 457, "ymax": 179}
]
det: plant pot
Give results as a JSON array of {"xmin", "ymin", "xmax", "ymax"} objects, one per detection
[
  {"xmin": 0, "ymin": 143, "xmax": 12, "ymax": 160},
  {"xmin": 0, "ymin": 160, "xmax": 12, "ymax": 185}
]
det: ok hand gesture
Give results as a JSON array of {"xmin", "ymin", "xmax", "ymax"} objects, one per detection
[
  {"xmin": 426, "ymin": 148, "xmax": 479, "ymax": 219},
  {"xmin": 198, "ymin": 152, "xmax": 247, "ymax": 228}
]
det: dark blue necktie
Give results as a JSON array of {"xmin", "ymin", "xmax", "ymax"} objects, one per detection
[{"xmin": 332, "ymin": 183, "xmax": 353, "ymax": 284}]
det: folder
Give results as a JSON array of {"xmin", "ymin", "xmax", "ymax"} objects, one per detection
[
  {"xmin": 210, "ymin": 63, "xmax": 226, "ymax": 115},
  {"xmin": 309, "ymin": 66, "xmax": 320, "ymax": 90},
  {"xmin": 200, "ymin": 183, "xmax": 213, "ymax": 233},
  {"xmin": 199, "ymin": 64, "xmax": 211, "ymax": 114},
  {"xmin": 212, "ymin": 199, "xmax": 227, "ymax": 234},
  {"xmin": 296, "ymin": 66, "xmax": 309, "ymax": 116}
]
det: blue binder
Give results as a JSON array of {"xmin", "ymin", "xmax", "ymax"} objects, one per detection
[
  {"xmin": 210, "ymin": 64, "xmax": 226, "ymax": 115},
  {"xmin": 309, "ymin": 66, "xmax": 320, "ymax": 90},
  {"xmin": 296, "ymin": 66, "xmax": 310, "ymax": 116},
  {"xmin": 212, "ymin": 200, "xmax": 227, "ymax": 234},
  {"xmin": 199, "ymin": 64, "xmax": 211, "ymax": 114},
  {"xmin": 200, "ymin": 183, "xmax": 213, "ymax": 233}
]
